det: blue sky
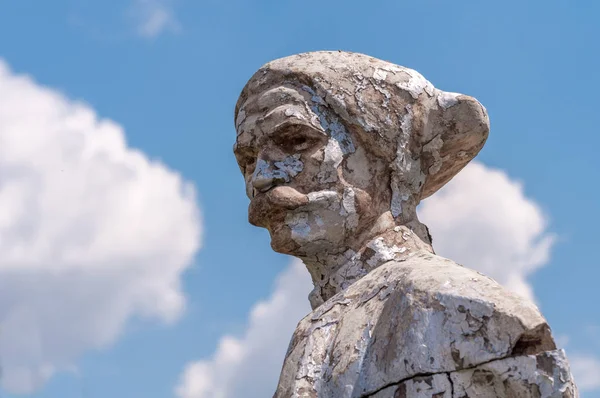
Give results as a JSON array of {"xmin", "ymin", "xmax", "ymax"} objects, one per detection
[{"xmin": 0, "ymin": 0, "xmax": 598, "ymax": 397}]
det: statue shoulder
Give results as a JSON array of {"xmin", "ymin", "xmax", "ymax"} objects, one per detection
[
  {"xmin": 373, "ymin": 251, "xmax": 547, "ymax": 324},
  {"xmin": 352, "ymin": 251, "xmax": 557, "ymax": 394},
  {"xmin": 275, "ymin": 251, "xmax": 560, "ymax": 397}
]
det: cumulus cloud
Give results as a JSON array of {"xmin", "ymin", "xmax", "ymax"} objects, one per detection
[
  {"xmin": 175, "ymin": 161, "xmax": 557, "ymax": 397},
  {"xmin": 570, "ymin": 354, "xmax": 600, "ymax": 393},
  {"xmin": 0, "ymin": 60, "xmax": 201, "ymax": 393},
  {"xmin": 419, "ymin": 161, "xmax": 555, "ymax": 302},
  {"xmin": 175, "ymin": 260, "xmax": 312, "ymax": 398},
  {"xmin": 128, "ymin": 0, "xmax": 181, "ymax": 38}
]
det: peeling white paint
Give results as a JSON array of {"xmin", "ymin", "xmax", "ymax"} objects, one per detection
[
  {"xmin": 437, "ymin": 90, "xmax": 460, "ymax": 109},
  {"xmin": 341, "ymin": 188, "xmax": 359, "ymax": 230},
  {"xmin": 373, "ymin": 68, "xmax": 388, "ymax": 81},
  {"xmin": 301, "ymin": 85, "xmax": 356, "ymax": 162},
  {"xmin": 352, "ymin": 74, "xmax": 370, "ymax": 127},
  {"xmin": 345, "ymin": 147, "xmax": 372, "ymax": 189},
  {"xmin": 314, "ymin": 107, "xmax": 355, "ymax": 154},
  {"xmin": 371, "ymin": 80, "xmax": 392, "ymax": 110},
  {"xmin": 396, "ymin": 69, "xmax": 436, "ymax": 99},
  {"xmin": 365, "ymin": 237, "xmax": 407, "ymax": 268},
  {"xmin": 273, "ymin": 154, "xmax": 304, "ymax": 177},
  {"xmin": 252, "ymin": 154, "xmax": 304, "ymax": 191},
  {"xmin": 283, "ymin": 107, "xmax": 307, "ymax": 120},
  {"xmin": 286, "ymin": 212, "xmax": 311, "ymax": 241},
  {"xmin": 318, "ymin": 138, "xmax": 344, "ymax": 183},
  {"xmin": 423, "ymin": 135, "xmax": 445, "ymax": 175},
  {"xmin": 399, "ymin": 104, "xmax": 413, "ymax": 138},
  {"xmin": 285, "ymin": 191, "xmax": 345, "ymax": 248},
  {"xmin": 307, "ymin": 190, "xmax": 340, "ymax": 209},
  {"xmin": 328, "ymin": 257, "xmax": 368, "ymax": 292},
  {"xmin": 389, "ymin": 104, "xmax": 427, "ymax": 218}
]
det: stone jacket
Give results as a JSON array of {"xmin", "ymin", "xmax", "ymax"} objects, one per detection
[{"xmin": 274, "ymin": 251, "xmax": 577, "ymax": 398}]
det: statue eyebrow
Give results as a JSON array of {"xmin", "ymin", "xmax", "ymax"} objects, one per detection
[{"xmin": 235, "ymin": 105, "xmax": 327, "ymax": 156}]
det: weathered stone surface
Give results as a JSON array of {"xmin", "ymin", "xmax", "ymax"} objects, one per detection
[
  {"xmin": 233, "ymin": 51, "xmax": 577, "ymax": 397},
  {"xmin": 370, "ymin": 374, "xmax": 452, "ymax": 398},
  {"xmin": 275, "ymin": 251, "xmax": 559, "ymax": 397},
  {"xmin": 372, "ymin": 350, "xmax": 577, "ymax": 398},
  {"xmin": 234, "ymin": 51, "xmax": 489, "ymax": 308}
]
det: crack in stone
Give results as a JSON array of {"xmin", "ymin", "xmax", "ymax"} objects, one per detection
[{"xmin": 360, "ymin": 352, "xmax": 533, "ymax": 397}]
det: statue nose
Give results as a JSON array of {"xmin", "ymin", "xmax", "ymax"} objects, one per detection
[
  {"xmin": 253, "ymin": 175, "xmax": 274, "ymax": 192},
  {"xmin": 251, "ymin": 159, "xmax": 275, "ymax": 192}
]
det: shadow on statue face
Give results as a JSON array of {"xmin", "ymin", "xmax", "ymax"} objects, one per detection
[{"xmin": 234, "ymin": 87, "xmax": 384, "ymax": 257}]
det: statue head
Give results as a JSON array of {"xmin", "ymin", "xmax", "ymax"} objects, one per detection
[{"xmin": 234, "ymin": 51, "xmax": 489, "ymax": 260}]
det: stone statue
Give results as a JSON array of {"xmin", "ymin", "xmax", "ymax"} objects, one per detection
[{"xmin": 234, "ymin": 51, "xmax": 577, "ymax": 398}]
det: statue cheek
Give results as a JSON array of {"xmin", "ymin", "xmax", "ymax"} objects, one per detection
[
  {"xmin": 317, "ymin": 139, "xmax": 344, "ymax": 184},
  {"xmin": 342, "ymin": 146, "xmax": 373, "ymax": 191}
]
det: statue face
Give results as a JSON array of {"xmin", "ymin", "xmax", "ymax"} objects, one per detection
[
  {"xmin": 234, "ymin": 85, "xmax": 380, "ymax": 256},
  {"xmin": 234, "ymin": 52, "xmax": 490, "ymax": 258}
]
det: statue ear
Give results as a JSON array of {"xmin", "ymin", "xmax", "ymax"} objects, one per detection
[{"xmin": 420, "ymin": 92, "xmax": 490, "ymax": 200}]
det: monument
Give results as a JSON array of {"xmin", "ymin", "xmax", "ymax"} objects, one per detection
[{"xmin": 234, "ymin": 51, "xmax": 577, "ymax": 397}]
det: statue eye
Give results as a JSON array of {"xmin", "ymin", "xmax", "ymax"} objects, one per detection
[
  {"xmin": 273, "ymin": 125, "xmax": 322, "ymax": 152},
  {"xmin": 287, "ymin": 135, "xmax": 309, "ymax": 150}
]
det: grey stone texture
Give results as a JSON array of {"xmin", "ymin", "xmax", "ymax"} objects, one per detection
[{"xmin": 234, "ymin": 51, "xmax": 577, "ymax": 397}]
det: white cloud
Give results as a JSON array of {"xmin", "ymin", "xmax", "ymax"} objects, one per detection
[
  {"xmin": 128, "ymin": 0, "xmax": 181, "ymax": 38},
  {"xmin": 175, "ymin": 260, "xmax": 312, "ymax": 398},
  {"xmin": 569, "ymin": 355, "xmax": 600, "ymax": 393},
  {"xmin": 0, "ymin": 60, "xmax": 201, "ymax": 393},
  {"xmin": 418, "ymin": 161, "xmax": 555, "ymax": 302},
  {"xmin": 175, "ymin": 161, "xmax": 557, "ymax": 397}
]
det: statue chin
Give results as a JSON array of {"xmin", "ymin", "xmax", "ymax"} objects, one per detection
[{"xmin": 267, "ymin": 224, "xmax": 298, "ymax": 255}]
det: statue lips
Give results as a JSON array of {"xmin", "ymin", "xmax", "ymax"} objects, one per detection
[{"xmin": 248, "ymin": 185, "xmax": 309, "ymax": 227}]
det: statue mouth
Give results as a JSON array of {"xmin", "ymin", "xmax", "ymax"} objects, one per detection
[{"xmin": 248, "ymin": 185, "xmax": 309, "ymax": 227}]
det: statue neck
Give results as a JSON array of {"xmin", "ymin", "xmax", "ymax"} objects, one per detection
[{"xmin": 301, "ymin": 221, "xmax": 434, "ymax": 309}]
